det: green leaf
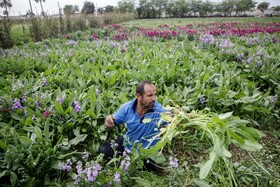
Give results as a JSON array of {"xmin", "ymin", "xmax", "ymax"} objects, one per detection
[
  {"xmin": 0, "ymin": 122, "xmax": 9, "ymax": 127},
  {"xmin": 19, "ymin": 136, "xmax": 33, "ymax": 146},
  {"xmin": 218, "ymin": 112, "xmax": 233, "ymax": 119},
  {"xmin": 0, "ymin": 171, "xmax": 6, "ymax": 178},
  {"xmin": 54, "ymin": 101, "xmax": 64, "ymax": 114},
  {"xmin": 228, "ymin": 129, "xmax": 244, "ymax": 144},
  {"xmin": 69, "ymin": 128, "xmax": 87, "ymax": 145},
  {"xmin": 199, "ymin": 151, "xmax": 217, "ymax": 179},
  {"xmin": 192, "ymin": 178, "xmax": 211, "ymax": 187},
  {"xmin": 240, "ymin": 140, "xmax": 263, "ymax": 151},
  {"xmin": 34, "ymin": 126, "xmax": 43, "ymax": 141},
  {"xmin": 0, "ymin": 141, "xmax": 8, "ymax": 151},
  {"xmin": 11, "ymin": 113, "xmax": 21, "ymax": 120},
  {"xmin": 139, "ymin": 141, "xmax": 166, "ymax": 154},
  {"xmin": 44, "ymin": 122, "xmax": 50, "ymax": 141},
  {"xmin": 228, "ymin": 119, "xmax": 249, "ymax": 127},
  {"xmin": 10, "ymin": 171, "xmax": 18, "ymax": 187},
  {"xmin": 240, "ymin": 127, "xmax": 265, "ymax": 139}
]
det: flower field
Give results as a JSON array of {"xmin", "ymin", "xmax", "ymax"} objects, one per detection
[{"xmin": 0, "ymin": 18, "xmax": 280, "ymax": 186}]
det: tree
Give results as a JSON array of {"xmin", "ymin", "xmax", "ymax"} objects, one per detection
[
  {"xmin": 217, "ymin": 0, "xmax": 236, "ymax": 16},
  {"xmin": 63, "ymin": 5, "xmax": 75, "ymax": 16},
  {"xmin": 117, "ymin": 0, "xmax": 135, "ymax": 13},
  {"xmin": 200, "ymin": 0, "xmax": 214, "ymax": 16},
  {"xmin": 104, "ymin": 5, "xmax": 114, "ymax": 13},
  {"xmin": 26, "ymin": 10, "xmax": 35, "ymax": 17},
  {"xmin": 257, "ymin": 2, "xmax": 269, "ymax": 13},
  {"xmin": 235, "ymin": 0, "xmax": 257, "ymax": 16},
  {"xmin": 81, "ymin": 1, "xmax": 95, "ymax": 14},
  {"xmin": 274, "ymin": 6, "xmax": 280, "ymax": 12},
  {"xmin": 74, "ymin": 5, "xmax": 79, "ymax": 13},
  {"xmin": 28, "ymin": 0, "xmax": 34, "ymax": 16},
  {"xmin": 190, "ymin": 0, "xmax": 202, "ymax": 16},
  {"xmin": 0, "ymin": 0, "xmax": 12, "ymax": 20},
  {"xmin": 34, "ymin": 0, "xmax": 46, "ymax": 17}
]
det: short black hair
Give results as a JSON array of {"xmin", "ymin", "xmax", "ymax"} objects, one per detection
[{"xmin": 136, "ymin": 81, "xmax": 154, "ymax": 95}]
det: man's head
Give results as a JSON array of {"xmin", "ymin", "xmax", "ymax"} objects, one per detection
[{"xmin": 136, "ymin": 81, "xmax": 157, "ymax": 110}]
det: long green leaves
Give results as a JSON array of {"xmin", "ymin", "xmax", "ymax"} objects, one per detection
[{"xmin": 140, "ymin": 107, "xmax": 265, "ymax": 179}]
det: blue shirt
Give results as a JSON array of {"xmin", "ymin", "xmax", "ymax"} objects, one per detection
[{"xmin": 113, "ymin": 99, "xmax": 167, "ymax": 150}]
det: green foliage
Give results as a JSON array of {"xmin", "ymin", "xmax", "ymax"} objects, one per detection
[
  {"xmin": 0, "ymin": 18, "xmax": 279, "ymax": 186},
  {"xmin": 0, "ymin": 19, "xmax": 13, "ymax": 48}
]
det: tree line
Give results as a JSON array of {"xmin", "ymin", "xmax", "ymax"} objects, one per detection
[{"xmin": 1, "ymin": 0, "xmax": 280, "ymax": 20}]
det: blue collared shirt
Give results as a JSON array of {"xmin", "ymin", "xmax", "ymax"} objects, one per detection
[{"xmin": 113, "ymin": 99, "xmax": 167, "ymax": 150}]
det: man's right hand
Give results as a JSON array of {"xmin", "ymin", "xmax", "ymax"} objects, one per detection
[{"xmin": 105, "ymin": 115, "xmax": 115, "ymax": 129}]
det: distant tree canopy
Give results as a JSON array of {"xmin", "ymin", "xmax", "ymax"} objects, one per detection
[
  {"xmin": 117, "ymin": 0, "xmax": 135, "ymax": 13},
  {"xmin": 81, "ymin": 1, "xmax": 95, "ymax": 14},
  {"xmin": 274, "ymin": 6, "xmax": 280, "ymax": 12},
  {"xmin": 0, "ymin": 0, "xmax": 12, "ymax": 20},
  {"xmin": 104, "ymin": 5, "xmax": 114, "ymax": 13},
  {"xmin": 63, "ymin": 5, "xmax": 79, "ymax": 16},
  {"xmin": 257, "ymin": 2, "xmax": 270, "ymax": 12},
  {"xmin": 127, "ymin": 0, "xmax": 259, "ymax": 18}
]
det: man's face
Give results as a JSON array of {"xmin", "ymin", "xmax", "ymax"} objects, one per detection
[{"xmin": 137, "ymin": 84, "xmax": 157, "ymax": 110}]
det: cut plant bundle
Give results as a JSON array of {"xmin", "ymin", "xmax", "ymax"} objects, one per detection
[{"xmin": 140, "ymin": 106, "xmax": 265, "ymax": 179}]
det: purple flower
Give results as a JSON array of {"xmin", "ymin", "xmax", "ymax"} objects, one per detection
[
  {"xmin": 59, "ymin": 160, "xmax": 72, "ymax": 172},
  {"xmin": 83, "ymin": 152, "xmax": 90, "ymax": 160},
  {"xmin": 200, "ymin": 97, "xmax": 206, "ymax": 105},
  {"xmin": 22, "ymin": 95, "xmax": 27, "ymax": 103},
  {"xmin": 200, "ymin": 33, "xmax": 215, "ymax": 46},
  {"xmin": 57, "ymin": 94, "xmax": 66, "ymax": 104},
  {"xmin": 169, "ymin": 156, "xmax": 178, "ymax": 168},
  {"xmin": 32, "ymin": 115, "xmax": 37, "ymax": 120},
  {"xmin": 124, "ymin": 161, "xmax": 130, "ymax": 172},
  {"xmin": 95, "ymin": 88, "xmax": 101, "ymax": 95},
  {"xmin": 87, "ymin": 163, "xmax": 102, "ymax": 182},
  {"xmin": 13, "ymin": 98, "xmax": 22, "ymax": 110},
  {"xmin": 247, "ymin": 57, "xmax": 253, "ymax": 64},
  {"xmin": 114, "ymin": 172, "xmax": 121, "ymax": 182},
  {"xmin": 73, "ymin": 101, "xmax": 81, "ymax": 113},
  {"xmin": 42, "ymin": 77, "xmax": 48, "ymax": 86},
  {"xmin": 66, "ymin": 40, "xmax": 77, "ymax": 46},
  {"xmin": 76, "ymin": 161, "xmax": 84, "ymax": 175},
  {"xmin": 271, "ymin": 96, "xmax": 277, "ymax": 105}
]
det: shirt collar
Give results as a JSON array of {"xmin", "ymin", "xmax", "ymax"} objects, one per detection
[{"xmin": 131, "ymin": 99, "xmax": 155, "ymax": 114}]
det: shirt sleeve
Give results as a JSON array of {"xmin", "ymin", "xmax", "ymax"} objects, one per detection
[{"xmin": 112, "ymin": 103, "xmax": 128, "ymax": 125}]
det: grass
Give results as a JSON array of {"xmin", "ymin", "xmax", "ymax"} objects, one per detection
[{"xmin": 10, "ymin": 23, "xmax": 32, "ymax": 45}]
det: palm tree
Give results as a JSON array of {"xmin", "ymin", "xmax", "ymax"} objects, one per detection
[
  {"xmin": 28, "ymin": 0, "xmax": 34, "ymax": 16},
  {"xmin": 0, "ymin": 0, "xmax": 12, "ymax": 20},
  {"xmin": 34, "ymin": 0, "xmax": 45, "ymax": 16}
]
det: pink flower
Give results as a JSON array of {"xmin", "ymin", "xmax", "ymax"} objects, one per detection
[
  {"xmin": 43, "ymin": 110, "xmax": 51, "ymax": 118},
  {"xmin": 1, "ymin": 107, "xmax": 7, "ymax": 113}
]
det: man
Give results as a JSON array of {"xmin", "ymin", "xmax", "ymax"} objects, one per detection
[{"xmin": 98, "ymin": 81, "xmax": 168, "ymax": 172}]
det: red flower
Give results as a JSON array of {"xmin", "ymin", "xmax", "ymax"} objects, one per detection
[
  {"xmin": 1, "ymin": 107, "xmax": 7, "ymax": 113},
  {"xmin": 43, "ymin": 110, "xmax": 51, "ymax": 118}
]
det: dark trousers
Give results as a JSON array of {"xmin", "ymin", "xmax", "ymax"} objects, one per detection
[
  {"xmin": 98, "ymin": 136, "xmax": 125, "ymax": 159},
  {"xmin": 98, "ymin": 136, "xmax": 164, "ymax": 173}
]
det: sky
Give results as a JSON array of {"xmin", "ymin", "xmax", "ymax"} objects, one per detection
[{"xmin": 3, "ymin": 0, "xmax": 280, "ymax": 16}]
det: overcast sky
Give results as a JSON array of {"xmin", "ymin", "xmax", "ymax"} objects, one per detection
[{"xmin": 4, "ymin": 0, "xmax": 280, "ymax": 16}]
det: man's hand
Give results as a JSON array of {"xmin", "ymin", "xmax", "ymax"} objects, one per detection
[{"xmin": 105, "ymin": 115, "xmax": 115, "ymax": 129}]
